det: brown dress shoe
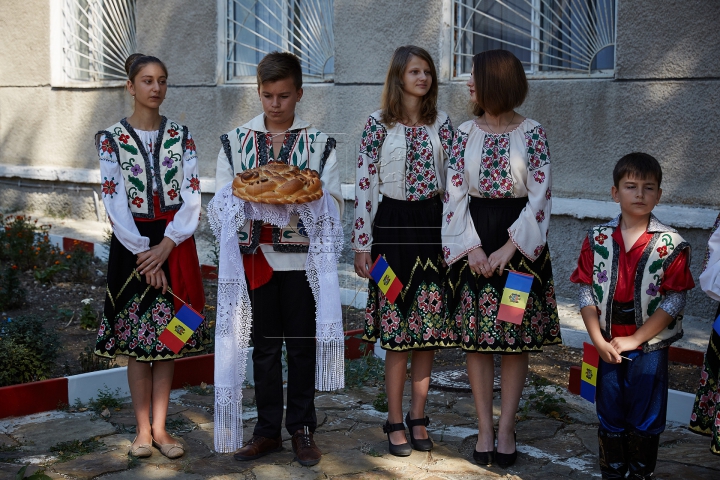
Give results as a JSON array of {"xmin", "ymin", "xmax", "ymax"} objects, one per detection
[
  {"xmin": 233, "ymin": 435, "xmax": 282, "ymax": 461},
  {"xmin": 292, "ymin": 427, "xmax": 322, "ymax": 466}
]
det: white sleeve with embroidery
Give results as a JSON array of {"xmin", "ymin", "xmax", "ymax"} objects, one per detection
[
  {"xmin": 699, "ymin": 214, "xmax": 720, "ymax": 301},
  {"xmin": 351, "ymin": 116, "xmax": 384, "ymax": 252},
  {"xmin": 508, "ymin": 125, "xmax": 552, "ymax": 262},
  {"xmin": 319, "ymin": 146, "xmax": 343, "ymax": 217},
  {"xmin": 98, "ymin": 134, "xmax": 150, "ymax": 255},
  {"xmin": 164, "ymin": 133, "xmax": 201, "ymax": 245},
  {"xmin": 215, "ymin": 145, "xmax": 235, "ymax": 192},
  {"xmin": 441, "ymin": 131, "xmax": 481, "ymax": 265}
]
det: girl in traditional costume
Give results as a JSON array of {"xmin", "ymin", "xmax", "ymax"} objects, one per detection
[
  {"xmin": 94, "ymin": 54, "xmax": 207, "ymax": 459},
  {"xmin": 441, "ymin": 50, "xmax": 561, "ymax": 468},
  {"xmin": 352, "ymin": 45, "xmax": 454, "ymax": 457},
  {"xmin": 689, "ymin": 212, "xmax": 720, "ymax": 456}
]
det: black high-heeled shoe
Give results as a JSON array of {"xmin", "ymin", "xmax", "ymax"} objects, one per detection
[
  {"xmin": 382, "ymin": 421, "xmax": 412, "ymax": 457},
  {"xmin": 495, "ymin": 431, "xmax": 517, "ymax": 468},
  {"xmin": 405, "ymin": 413, "xmax": 433, "ymax": 451},
  {"xmin": 472, "ymin": 429, "xmax": 495, "ymax": 466}
]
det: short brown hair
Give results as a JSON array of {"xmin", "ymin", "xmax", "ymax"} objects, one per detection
[
  {"xmin": 613, "ymin": 152, "xmax": 663, "ymax": 188},
  {"xmin": 380, "ymin": 45, "xmax": 439, "ymax": 127},
  {"xmin": 472, "ymin": 50, "xmax": 528, "ymax": 116},
  {"xmin": 257, "ymin": 51, "xmax": 303, "ymax": 89}
]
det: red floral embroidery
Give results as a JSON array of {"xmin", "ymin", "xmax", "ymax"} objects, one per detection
[
  {"xmin": 354, "ymin": 218, "xmax": 365, "ymax": 230},
  {"xmin": 533, "ymin": 245, "xmax": 544, "ymax": 257},
  {"xmin": 131, "ymin": 197, "xmax": 144, "ymax": 208},
  {"xmin": 535, "ymin": 210, "xmax": 545, "ymax": 223},
  {"xmin": 479, "ymin": 133, "xmax": 513, "ymax": 198},
  {"xmin": 657, "ymin": 245, "xmax": 668, "ymax": 258},
  {"xmin": 443, "ymin": 246, "xmax": 450, "ymax": 259},
  {"xmin": 101, "ymin": 138, "xmax": 114, "ymax": 154},
  {"xmin": 357, "ymin": 157, "xmax": 363, "ymax": 168},
  {"xmin": 354, "ymin": 196, "xmax": 358, "ymax": 208},
  {"xmin": 533, "ymin": 171, "xmax": 545, "ymax": 184},
  {"xmin": 189, "ymin": 177, "xmax": 200, "ymax": 191},
  {"xmin": 446, "ymin": 212, "xmax": 454, "ymax": 224},
  {"xmin": 118, "ymin": 134, "xmax": 130, "ymax": 144},
  {"xmin": 350, "ymin": 231, "xmax": 355, "ymax": 244},
  {"xmin": 168, "ymin": 189, "xmax": 178, "ymax": 200},
  {"xmin": 451, "ymin": 173, "xmax": 463, "ymax": 187},
  {"xmin": 368, "ymin": 163, "xmax": 377, "ymax": 175},
  {"xmin": 358, "ymin": 233, "xmax": 369, "ymax": 246},
  {"xmin": 185, "ymin": 138, "xmax": 196, "ymax": 151},
  {"xmin": 365, "ymin": 200, "xmax": 372, "ymax": 213},
  {"xmin": 405, "ymin": 127, "xmax": 437, "ymax": 201},
  {"xmin": 359, "ymin": 177, "xmax": 370, "ymax": 190},
  {"xmin": 102, "ymin": 178, "xmax": 117, "ymax": 197},
  {"xmin": 594, "ymin": 233, "xmax": 608, "ymax": 245},
  {"xmin": 167, "ymin": 128, "xmax": 179, "ymax": 138}
]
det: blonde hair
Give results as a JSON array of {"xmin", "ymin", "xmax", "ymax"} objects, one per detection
[{"xmin": 380, "ymin": 46, "xmax": 438, "ymax": 127}]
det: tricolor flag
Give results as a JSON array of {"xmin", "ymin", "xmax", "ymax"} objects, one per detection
[
  {"xmin": 580, "ymin": 342, "xmax": 599, "ymax": 403},
  {"xmin": 496, "ymin": 270, "xmax": 534, "ymax": 324},
  {"xmin": 158, "ymin": 305, "xmax": 205, "ymax": 354},
  {"xmin": 370, "ymin": 255, "xmax": 403, "ymax": 304},
  {"xmin": 714, "ymin": 313, "xmax": 720, "ymax": 336}
]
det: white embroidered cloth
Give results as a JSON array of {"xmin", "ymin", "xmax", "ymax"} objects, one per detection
[{"xmin": 207, "ymin": 183, "xmax": 345, "ymax": 453}]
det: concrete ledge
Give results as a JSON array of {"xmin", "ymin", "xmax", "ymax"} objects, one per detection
[{"xmin": 67, "ymin": 367, "xmax": 130, "ymax": 405}]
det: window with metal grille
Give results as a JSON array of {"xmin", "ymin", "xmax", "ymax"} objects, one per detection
[
  {"xmin": 52, "ymin": 0, "xmax": 137, "ymax": 86},
  {"xmin": 225, "ymin": 0, "xmax": 334, "ymax": 83},
  {"xmin": 453, "ymin": 0, "xmax": 616, "ymax": 78}
]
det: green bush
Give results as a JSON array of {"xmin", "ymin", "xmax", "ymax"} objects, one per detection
[
  {"xmin": 0, "ymin": 265, "xmax": 26, "ymax": 310},
  {"xmin": 0, "ymin": 316, "xmax": 60, "ymax": 387}
]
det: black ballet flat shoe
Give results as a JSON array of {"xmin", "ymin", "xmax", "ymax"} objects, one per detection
[
  {"xmin": 405, "ymin": 413, "xmax": 433, "ymax": 451},
  {"xmin": 473, "ymin": 430, "xmax": 495, "ymax": 466},
  {"xmin": 382, "ymin": 421, "xmax": 412, "ymax": 457},
  {"xmin": 495, "ymin": 431, "xmax": 517, "ymax": 469}
]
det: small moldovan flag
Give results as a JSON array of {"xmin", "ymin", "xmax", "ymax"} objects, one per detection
[
  {"xmin": 714, "ymin": 313, "xmax": 720, "ymax": 336},
  {"xmin": 159, "ymin": 305, "xmax": 205, "ymax": 354},
  {"xmin": 580, "ymin": 342, "xmax": 599, "ymax": 403},
  {"xmin": 370, "ymin": 255, "xmax": 403, "ymax": 304},
  {"xmin": 496, "ymin": 270, "xmax": 534, "ymax": 324}
]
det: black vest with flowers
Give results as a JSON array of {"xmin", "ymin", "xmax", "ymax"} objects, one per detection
[{"xmin": 97, "ymin": 117, "xmax": 187, "ymax": 218}]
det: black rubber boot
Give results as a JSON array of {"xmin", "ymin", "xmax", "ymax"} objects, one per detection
[
  {"xmin": 598, "ymin": 429, "xmax": 628, "ymax": 479},
  {"xmin": 626, "ymin": 431, "xmax": 659, "ymax": 479}
]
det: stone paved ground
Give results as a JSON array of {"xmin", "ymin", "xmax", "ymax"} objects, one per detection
[{"xmin": 2, "ymin": 381, "xmax": 720, "ymax": 479}]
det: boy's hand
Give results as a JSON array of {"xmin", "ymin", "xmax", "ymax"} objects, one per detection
[
  {"xmin": 595, "ymin": 339, "xmax": 622, "ymax": 364},
  {"xmin": 610, "ymin": 336, "xmax": 641, "ymax": 354}
]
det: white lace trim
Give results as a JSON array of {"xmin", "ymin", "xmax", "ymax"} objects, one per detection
[{"xmin": 207, "ymin": 185, "xmax": 345, "ymax": 453}]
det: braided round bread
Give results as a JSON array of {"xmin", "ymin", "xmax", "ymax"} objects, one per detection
[{"xmin": 232, "ymin": 162, "xmax": 323, "ymax": 204}]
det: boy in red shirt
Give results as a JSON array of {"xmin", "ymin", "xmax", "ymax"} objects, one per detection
[{"xmin": 570, "ymin": 152, "xmax": 694, "ymax": 479}]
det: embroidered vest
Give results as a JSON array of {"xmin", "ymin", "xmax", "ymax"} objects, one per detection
[
  {"xmin": 98, "ymin": 117, "xmax": 187, "ymax": 218},
  {"xmin": 221, "ymin": 127, "xmax": 336, "ymax": 254},
  {"xmin": 589, "ymin": 225, "xmax": 689, "ymax": 352}
]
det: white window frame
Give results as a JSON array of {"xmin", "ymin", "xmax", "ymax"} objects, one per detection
[
  {"xmin": 450, "ymin": 0, "xmax": 617, "ymax": 80},
  {"xmin": 220, "ymin": 0, "xmax": 335, "ymax": 84},
  {"xmin": 50, "ymin": 0, "xmax": 137, "ymax": 88}
]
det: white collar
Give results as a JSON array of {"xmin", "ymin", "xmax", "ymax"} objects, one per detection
[{"xmin": 242, "ymin": 112, "xmax": 311, "ymax": 132}]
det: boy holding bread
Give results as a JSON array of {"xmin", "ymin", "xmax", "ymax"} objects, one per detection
[{"xmin": 215, "ymin": 51, "xmax": 342, "ymax": 466}]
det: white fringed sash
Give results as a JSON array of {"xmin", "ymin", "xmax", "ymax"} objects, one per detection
[{"xmin": 207, "ymin": 184, "xmax": 345, "ymax": 453}]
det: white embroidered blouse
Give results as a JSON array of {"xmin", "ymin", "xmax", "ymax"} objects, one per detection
[
  {"xmin": 441, "ymin": 117, "xmax": 552, "ymax": 265},
  {"xmin": 98, "ymin": 129, "xmax": 202, "ymax": 254},
  {"xmin": 700, "ymin": 213, "xmax": 720, "ymax": 301},
  {"xmin": 350, "ymin": 110, "xmax": 453, "ymax": 252}
]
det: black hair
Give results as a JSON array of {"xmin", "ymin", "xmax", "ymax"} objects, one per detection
[
  {"xmin": 124, "ymin": 53, "xmax": 168, "ymax": 82},
  {"xmin": 613, "ymin": 152, "xmax": 663, "ymax": 188}
]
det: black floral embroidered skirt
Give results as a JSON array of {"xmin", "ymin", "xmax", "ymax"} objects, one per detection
[
  {"xmin": 363, "ymin": 196, "xmax": 455, "ymax": 351},
  {"xmin": 688, "ymin": 304, "xmax": 720, "ymax": 455},
  {"xmin": 95, "ymin": 218, "xmax": 208, "ymax": 362},
  {"xmin": 445, "ymin": 196, "xmax": 561, "ymax": 353}
]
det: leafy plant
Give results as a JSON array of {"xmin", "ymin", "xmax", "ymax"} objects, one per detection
[
  {"xmin": 0, "ymin": 316, "xmax": 59, "ymax": 387},
  {"xmin": 87, "ymin": 386, "xmax": 123, "ymax": 414},
  {"xmin": 14, "ymin": 465, "xmax": 52, "ymax": 480},
  {"xmin": 0, "ymin": 265, "xmax": 25, "ymax": 310},
  {"xmin": 344, "ymin": 353, "xmax": 385, "ymax": 389},
  {"xmin": 184, "ymin": 382, "xmax": 213, "ymax": 396},
  {"xmin": 78, "ymin": 346, "xmax": 115, "ymax": 373},
  {"xmin": 522, "ymin": 376, "xmax": 568, "ymax": 419},
  {"xmin": 33, "ymin": 264, "xmax": 67, "ymax": 284},
  {"xmin": 372, "ymin": 392, "xmax": 388, "ymax": 413},
  {"xmin": 64, "ymin": 242, "xmax": 95, "ymax": 283},
  {"xmin": 49, "ymin": 438, "xmax": 102, "ymax": 462},
  {"xmin": 79, "ymin": 298, "xmax": 98, "ymax": 330}
]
